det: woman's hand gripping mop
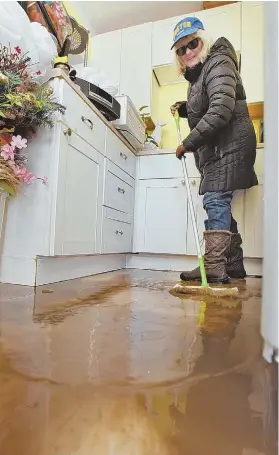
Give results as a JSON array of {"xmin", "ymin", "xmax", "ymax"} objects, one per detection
[{"xmin": 172, "ymin": 111, "xmax": 239, "ymax": 298}]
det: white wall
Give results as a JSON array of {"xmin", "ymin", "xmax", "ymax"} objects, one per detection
[{"xmin": 261, "ymin": 1, "xmax": 279, "ymax": 361}]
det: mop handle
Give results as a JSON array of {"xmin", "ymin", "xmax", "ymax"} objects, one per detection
[
  {"xmin": 181, "ymin": 156, "xmax": 203, "ymax": 258},
  {"xmin": 174, "ymin": 111, "xmax": 208, "ymax": 287}
]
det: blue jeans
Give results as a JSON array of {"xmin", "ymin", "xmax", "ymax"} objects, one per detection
[{"xmin": 203, "ymin": 191, "xmax": 238, "ymax": 232}]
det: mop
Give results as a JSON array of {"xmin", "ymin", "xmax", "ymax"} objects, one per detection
[{"xmin": 172, "ymin": 111, "xmax": 239, "ymax": 298}]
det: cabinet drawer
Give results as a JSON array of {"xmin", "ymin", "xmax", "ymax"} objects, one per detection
[
  {"xmin": 106, "ymin": 129, "xmax": 136, "ymax": 178},
  {"xmin": 62, "ymin": 82, "xmax": 106, "ymax": 154},
  {"xmin": 102, "ymin": 208, "xmax": 132, "ymax": 253},
  {"xmin": 104, "ymin": 161, "xmax": 134, "ymax": 214}
]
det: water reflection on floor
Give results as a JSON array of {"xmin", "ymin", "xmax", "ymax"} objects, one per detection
[{"xmin": 0, "ymin": 270, "xmax": 277, "ymax": 455}]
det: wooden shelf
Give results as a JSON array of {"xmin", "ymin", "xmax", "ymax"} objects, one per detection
[
  {"xmin": 203, "ymin": 1, "xmax": 237, "ymax": 9},
  {"xmin": 248, "ymin": 102, "xmax": 264, "ymax": 120}
]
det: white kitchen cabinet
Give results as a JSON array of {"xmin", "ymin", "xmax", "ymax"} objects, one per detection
[
  {"xmin": 152, "ymin": 14, "xmax": 189, "ymax": 67},
  {"xmin": 104, "ymin": 159, "xmax": 135, "ymax": 215},
  {"xmin": 231, "ymin": 190, "xmax": 245, "ymax": 239},
  {"xmin": 133, "ymin": 178, "xmax": 188, "ymax": 254},
  {"xmin": 54, "ymin": 129, "xmax": 102, "ymax": 256},
  {"xmin": 241, "ymin": 2, "xmax": 264, "ymax": 102},
  {"xmin": 244, "ymin": 177, "xmax": 264, "ymax": 259},
  {"xmin": 89, "ymin": 29, "xmax": 122, "ymax": 93},
  {"xmin": 120, "ymin": 23, "xmax": 153, "ymax": 110},
  {"xmin": 196, "ymin": 3, "xmax": 241, "ymax": 52},
  {"xmin": 243, "ymin": 148, "xmax": 264, "ymax": 258},
  {"xmin": 102, "ymin": 207, "xmax": 132, "ymax": 254},
  {"xmin": 185, "ymin": 177, "xmax": 205, "ymax": 256}
]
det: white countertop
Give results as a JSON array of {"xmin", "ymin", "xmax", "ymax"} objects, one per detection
[
  {"xmin": 138, "ymin": 143, "xmax": 264, "ymax": 156},
  {"xmin": 50, "ymin": 68, "xmax": 138, "ymax": 155}
]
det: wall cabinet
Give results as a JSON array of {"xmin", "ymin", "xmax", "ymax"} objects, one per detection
[
  {"xmin": 196, "ymin": 3, "xmax": 241, "ymax": 52},
  {"xmin": 151, "ymin": 14, "xmax": 187, "ymax": 67},
  {"xmin": 151, "ymin": 3, "xmax": 241, "ymax": 69},
  {"xmin": 89, "ymin": 1, "xmax": 263, "ymax": 110},
  {"xmin": 89, "ymin": 30, "xmax": 122, "ymax": 93},
  {"xmin": 119, "ymin": 22, "xmax": 153, "ymax": 110},
  {"xmin": 241, "ymin": 2, "xmax": 264, "ymax": 103}
]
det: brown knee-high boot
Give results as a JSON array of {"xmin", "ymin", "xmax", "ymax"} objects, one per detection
[
  {"xmin": 226, "ymin": 233, "xmax": 246, "ymax": 279},
  {"xmin": 180, "ymin": 230, "xmax": 231, "ymax": 284}
]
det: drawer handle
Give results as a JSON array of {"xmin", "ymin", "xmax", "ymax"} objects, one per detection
[
  {"xmin": 117, "ymin": 187, "xmax": 125, "ymax": 194},
  {"xmin": 81, "ymin": 116, "xmax": 94, "ymax": 130},
  {"xmin": 63, "ymin": 127, "xmax": 72, "ymax": 137},
  {"xmin": 120, "ymin": 152, "xmax": 128, "ymax": 161},
  {"xmin": 115, "ymin": 230, "xmax": 123, "ymax": 235}
]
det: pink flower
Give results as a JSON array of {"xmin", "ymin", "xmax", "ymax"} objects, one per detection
[
  {"xmin": 24, "ymin": 171, "xmax": 36, "ymax": 185},
  {"xmin": 36, "ymin": 70, "xmax": 41, "ymax": 76},
  {"xmin": 14, "ymin": 46, "xmax": 21, "ymax": 54},
  {"xmin": 14, "ymin": 167, "xmax": 36, "ymax": 184},
  {"xmin": 1, "ymin": 144, "xmax": 15, "ymax": 160},
  {"xmin": 14, "ymin": 166, "xmax": 26, "ymax": 180},
  {"xmin": 11, "ymin": 135, "xmax": 27, "ymax": 150}
]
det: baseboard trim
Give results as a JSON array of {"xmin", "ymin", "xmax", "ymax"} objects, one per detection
[
  {"xmin": 0, "ymin": 256, "xmax": 37, "ymax": 286},
  {"xmin": 35, "ymin": 253, "xmax": 127, "ymax": 285},
  {"xmin": 0, "ymin": 252, "xmax": 262, "ymax": 286},
  {"xmin": 126, "ymin": 253, "xmax": 263, "ymax": 277}
]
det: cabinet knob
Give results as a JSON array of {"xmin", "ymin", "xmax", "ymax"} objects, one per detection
[
  {"xmin": 120, "ymin": 152, "xmax": 128, "ymax": 161},
  {"xmin": 81, "ymin": 116, "xmax": 94, "ymax": 130},
  {"xmin": 191, "ymin": 180, "xmax": 196, "ymax": 186},
  {"xmin": 63, "ymin": 127, "xmax": 72, "ymax": 137},
  {"xmin": 115, "ymin": 230, "xmax": 123, "ymax": 235},
  {"xmin": 118, "ymin": 187, "xmax": 125, "ymax": 194},
  {"xmin": 181, "ymin": 179, "xmax": 185, "ymax": 185}
]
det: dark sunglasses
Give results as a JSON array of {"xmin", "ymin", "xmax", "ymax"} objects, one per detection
[{"xmin": 176, "ymin": 38, "xmax": 200, "ymax": 57}]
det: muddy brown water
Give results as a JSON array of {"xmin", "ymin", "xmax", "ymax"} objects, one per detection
[{"xmin": 0, "ymin": 270, "xmax": 277, "ymax": 455}]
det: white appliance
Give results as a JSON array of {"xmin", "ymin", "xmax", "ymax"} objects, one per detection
[
  {"xmin": 113, "ymin": 95, "xmax": 146, "ymax": 151},
  {"xmin": 261, "ymin": 1, "xmax": 278, "ymax": 364}
]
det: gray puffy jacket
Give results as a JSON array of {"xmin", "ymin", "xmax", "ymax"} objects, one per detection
[{"xmin": 178, "ymin": 37, "xmax": 258, "ymax": 195}]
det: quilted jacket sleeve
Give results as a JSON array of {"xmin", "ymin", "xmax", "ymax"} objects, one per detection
[{"xmin": 183, "ymin": 55, "xmax": 237, "ymax": 152}]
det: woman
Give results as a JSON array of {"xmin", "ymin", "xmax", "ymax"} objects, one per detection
[{"xmin": 170, "ymin": 17, "xmax": 257, "ymax": 283}]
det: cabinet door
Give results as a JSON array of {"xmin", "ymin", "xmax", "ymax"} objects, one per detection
[
  {"xmin": 90, "ymin": 30, "xmax": 122, "ymax": 93},
  {"xmin": 120, "ymin": 23, "xmax": 152, "ymax": 110},
  {"xmin": 185, "ymin": 178, "xmax": 206, "ymax": 256},
  {"xmin": 241, "ymin": 2, "xmax": 264, "ymax": 102},
  {"xmin": 133, "ymin": 179, "xmax": 187, "ymax": 254},
  {"xmin": 243, "ymin": 177, "xmax": 264, "ymax": 258},
  {"xmin": 196, "ymin": 3, "xmax": 241, "ymax": 52},
  {"xmin": 54, "ymin": 132, "xmax": 101, "ymax": 255},
  {"xmin": 152, "ymin": 14, "xmax": 188, "ymax": 67},
  {"xmin": 231, "ymin": 189, "xmax": 245, "ymax": 239}
]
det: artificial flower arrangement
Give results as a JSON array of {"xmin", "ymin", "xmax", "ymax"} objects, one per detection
[{"xmin": 0, "ymin": 44, "xmax": 65, "ymax": 195}]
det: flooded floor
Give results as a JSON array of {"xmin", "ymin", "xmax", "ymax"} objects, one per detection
[{"xmin": 0, "ymin": 270, "xmax": 277, "ymax": 455}]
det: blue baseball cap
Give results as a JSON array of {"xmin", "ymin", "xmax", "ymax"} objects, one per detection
[{"xmin": 171, "ymin": 16, "xmax": 204, "ymax": 49}]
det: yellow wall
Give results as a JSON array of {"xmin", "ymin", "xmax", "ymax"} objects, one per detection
[{"xmin": 151, "ymin": 73, "xmax": 190, "ymax": 149}]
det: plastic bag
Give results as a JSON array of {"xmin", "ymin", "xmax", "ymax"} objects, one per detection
[
  {"xmin": 0, "ymin": 2, "xmax": 57, "ymax": 80},
  {"xmin": 73, "ymin": 64, "xmax": 118, "ymax": 96}
]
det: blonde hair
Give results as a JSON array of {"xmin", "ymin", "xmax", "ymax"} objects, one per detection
[{"xmin": 174, "ymin": 29, "xmax": 213, "ymax": 76}]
